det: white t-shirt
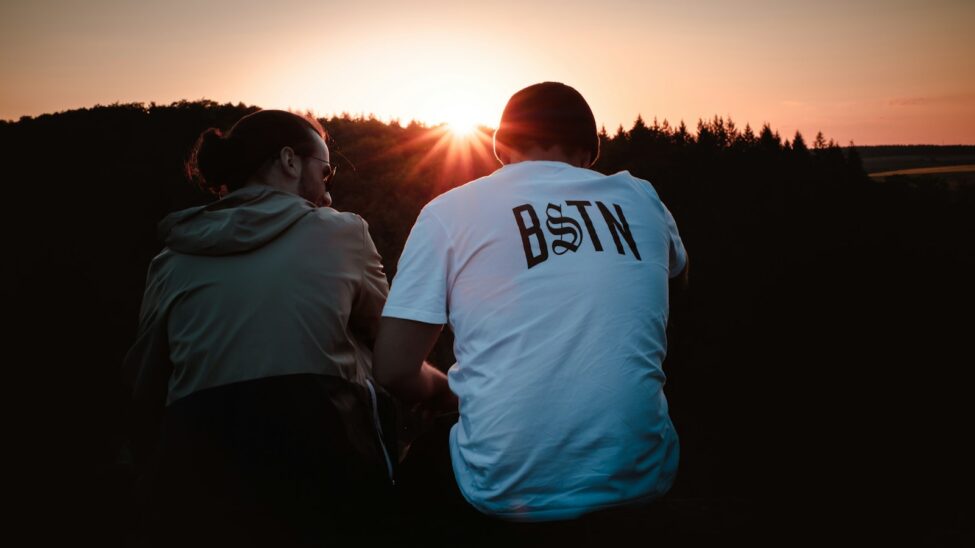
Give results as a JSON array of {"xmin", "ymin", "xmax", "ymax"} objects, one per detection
[{"xmin": 383, "ymin": 161, "xmax": 686, "ymax": 521}]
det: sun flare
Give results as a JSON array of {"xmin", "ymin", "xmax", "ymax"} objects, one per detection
[{"xmin": 445, "ymin": 111, "xmax": 480, "ymax": 138}]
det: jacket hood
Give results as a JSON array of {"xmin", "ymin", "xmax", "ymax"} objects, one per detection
[{"xmin": 158, "ymin": 186, "xmax": 316, "ymax": 255}]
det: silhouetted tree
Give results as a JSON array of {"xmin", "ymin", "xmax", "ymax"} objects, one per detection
[
  {"xmin": 792, "ymin": 131, "xmax": 809, "ymax": 155},
  {"xmin": 759, "ymin": 123, "xmax": 780, "ymax": 150},
  {"xmin": 814, "ymin": 131, "xmax": 827, "ymax": 150}
]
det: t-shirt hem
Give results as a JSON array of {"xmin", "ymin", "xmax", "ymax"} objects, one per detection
[
  {"xmin": 449, "ymin": 428, "xmax": 669, "ymax": 522},
  {"xmin": 458, "ymin": 488, "xmax": 666, "ymax": 523}
]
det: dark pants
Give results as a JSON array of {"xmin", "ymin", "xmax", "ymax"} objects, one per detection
[
  {"xmin": 133, "ymin": 374, "xmax": 395, "ymax": 547},
  {"xmin": 397, "ymin": 412, "xmax": 679, "ymax": 547}
]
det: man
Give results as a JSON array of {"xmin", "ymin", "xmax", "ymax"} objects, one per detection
[
  {"xmin": 374, "ymin": 82, "xmax": 688, "ymax": 529},
  {"xmin": 123, "ymin": 110, "xmax": 393, "ymax": 545}
]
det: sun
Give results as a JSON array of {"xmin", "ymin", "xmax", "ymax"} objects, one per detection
[
  {"xmin": 445, "ymin": 111, "xmax": 480, "ymax": 138},
  {"xmin": 434, "ymin": 100, "xmax": 488, "ymax": 139}
]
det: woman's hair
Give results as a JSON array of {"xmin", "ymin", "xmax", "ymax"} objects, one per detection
[
  {"xmin": 187, "ymin": 110, "xmax": 327, "ymax": 195},
  {"xmin": 494, "ymin": 82, "xmax": 600, "ymax": 166}
]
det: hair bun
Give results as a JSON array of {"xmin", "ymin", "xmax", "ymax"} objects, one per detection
[
  {"xmin": 189, "ymin": 128, "xmax": 236, "ymax": 191},
  {"xmin": 185, "ymin": 110, "xmax": 326, "ymax": 196}
]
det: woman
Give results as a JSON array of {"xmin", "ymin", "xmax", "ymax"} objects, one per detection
[{"xmin": 123, "ymin": 110, "xmax": 394, "ymax": 546}]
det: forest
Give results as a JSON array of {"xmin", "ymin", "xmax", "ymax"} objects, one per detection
[{"xmin": 3, "ymin": 100, "xmax": 971, "ymax": 544}]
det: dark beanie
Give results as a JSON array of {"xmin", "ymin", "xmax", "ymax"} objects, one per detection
[{"xmin": 494, "ymin": 82, "xmax": 599, "ymax": 166}]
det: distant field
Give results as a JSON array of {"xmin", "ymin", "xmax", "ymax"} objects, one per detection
[
  {"xmin": 869, "ymin": 164, "xmax": 975, "ymax": 177},
  {"xmin": 869, "ymin": 169, "xmax": 975, "ymax": 187},
  {"xmin": 854, "ymin": 145, "xmax": 975, "ymax": 174},
  {"xmin": 860, "ymin": 154, "xmax": 975, "ymax": 174}
]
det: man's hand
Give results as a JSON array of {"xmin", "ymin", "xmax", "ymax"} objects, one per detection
[{"xmin": 410, "ymin": 363, "xmax": 459, "ymax": 422}]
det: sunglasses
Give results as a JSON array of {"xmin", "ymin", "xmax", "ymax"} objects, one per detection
[{"xmin": 302, "ymin": 155, "xmax": 338, "ymax": 189}]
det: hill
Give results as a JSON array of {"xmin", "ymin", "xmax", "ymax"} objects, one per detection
[{"xmin": 3, "ymin": 101, "xmax": 972, "ymax": 544}]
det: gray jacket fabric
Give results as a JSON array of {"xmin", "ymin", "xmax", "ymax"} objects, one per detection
[{"xmin": 124, "ymin": 185, "xmax": 389, "ymax": 406}]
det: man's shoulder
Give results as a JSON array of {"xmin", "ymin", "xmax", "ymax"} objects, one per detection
[
  {"xmin": 420, "ymin": 165, "xmax": 661, "ymax": 223},
  {"xmin": 415, "ymin": 170, "xmax": 507, "ymax": 225},
  {"xmin": 304, "ymin": 207, "xmax": 365, "ymax": 232},
  {"xmin": 147, "ymin": 247, "xmax": 175, "ymax": 273},
  {"xmin": 602, "ymin": 168, "xmax": 658, "ymax": 193},
  {"xmin": 426, "ymin": 164, "xmax": 640, "ymax": 200},
  {"xmin": 427, "ymin": 168, "xmax": 505, "ymax": 205}
]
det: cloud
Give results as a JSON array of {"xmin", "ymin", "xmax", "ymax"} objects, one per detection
[
  {"xmin": 888, "ymin": 93, "xmax": 975, "ymax": 107},
  {"xmin": 889, "ymin": 97, "xmax": 929, "ymax": 106}
]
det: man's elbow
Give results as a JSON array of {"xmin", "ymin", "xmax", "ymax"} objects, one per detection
[
  {"xmin": 372, "ymin": 326, "xmax": 413, "ymax": 388},
  {"xmin": 671, "ymin": 255, "xmax": 690, "ymax": 291},
  {"xmin": 372, "ymin": 316, "xmax": 443, "ymax": 397},
  {"xmin": 372, "ymin": 355, "xmax": 401, "ymax": 388},
  {"xmin": 373, "ymin": 352, "xmax": 427, "ymax": 404},
  {"xmin": 372, "ymin": 343, "xmax": 399, "ymax": 387}
]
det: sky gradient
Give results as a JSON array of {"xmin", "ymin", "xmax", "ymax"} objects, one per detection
[{"xmin": 2, "ymin": 0, "xmax": 973, "ymax": 144}]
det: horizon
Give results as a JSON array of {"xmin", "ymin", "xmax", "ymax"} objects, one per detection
[
  {"xmin": 9, "ymin": 99, "xmax": 975, "ymax": 149},
  {"xmin": 2, "ymin": 0, "xmax": 973, "ymax": 145}
]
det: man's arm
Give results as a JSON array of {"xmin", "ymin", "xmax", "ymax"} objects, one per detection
[
  {"xmin": 373, "ymin": 317, "xmax": 457, "ymax": 410},
  {"xmin": 671, "ymin": 253, "xmax": 689, "ymax": 292},
  {"xmin": 121, "ymin": 283, "xmax": 173, "ymax": 464},
  {"xmin": 663, "ymin": 204, "xmax": 688, "ymax": 292}
]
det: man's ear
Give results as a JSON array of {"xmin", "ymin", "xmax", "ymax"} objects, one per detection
[
  {"xmin": 588, "ymin": 144, "xmax": 600, "ymax": 168},
  {"xmin": 493, "ymin": 134, "xmax": 511, "ymax": 165},
  {"xmin": 581, "ymin": 149, "xmax": 596, "ymax": 168},
  {"xmin": 560, "ymin": 146, "xmax": 591, "ymax": 168},
  {"xmin": 278, "ymin": 146, "xmax": 300, "ymax": 177}
]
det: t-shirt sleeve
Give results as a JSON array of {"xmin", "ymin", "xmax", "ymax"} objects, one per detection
[
  {"xmin": 382, "ymin": 207, "xmax": 451, "ymax": 325},
  {"xmin": 664, "ymin": 206, "xmax": 688, "ymax": 278}
]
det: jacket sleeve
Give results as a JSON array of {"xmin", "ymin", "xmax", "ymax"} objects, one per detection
[
  {"xmin": 121, "ymin": 259, "xmax": 174, "ymax": 459},
  {"xmin": 349, "ymin": 217, "xmax": 390, "ymax": 348}
]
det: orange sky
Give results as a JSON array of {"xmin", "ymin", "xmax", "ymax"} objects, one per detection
[{"xmin": 1, "ymin": 0, "xmax": 973, "ymax": 145}]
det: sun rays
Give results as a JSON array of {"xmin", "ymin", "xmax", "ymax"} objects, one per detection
[
  {"xmin": 368, "ymin": 121, "xmax": 497, "ymax": 189},
  {"xmin": 444, "ymin": 111, "xmax": 480, "ymax": 139},
  {"xmin": 422, "ymin": 124, "xmax": 497, "ymax": 183}
]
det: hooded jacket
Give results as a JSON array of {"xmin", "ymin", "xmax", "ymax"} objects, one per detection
[{"xmin": 124, "ymin": 185, "xmax": 388, "ymax": 407}]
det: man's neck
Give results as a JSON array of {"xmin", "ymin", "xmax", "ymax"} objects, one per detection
[
  {"xmin": 506, "ymin": 146, "xmax": 589, "ymax": 167},
  {"xmin": 243, "ymin": 175, "xmax": 298, "ymax": 196}
]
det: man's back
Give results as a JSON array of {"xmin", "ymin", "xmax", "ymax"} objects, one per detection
[
  {"xmin": 384, "ymin": 160, "xmax": 686, "ymax": 520},
  {"xmin": 132, "ymin": 186, "xmax": 386, "ymax": 405}
]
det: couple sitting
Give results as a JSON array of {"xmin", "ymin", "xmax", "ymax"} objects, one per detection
[{"xmin": 123, "ymin": 82, "xmax": 688, "ymax": 546}]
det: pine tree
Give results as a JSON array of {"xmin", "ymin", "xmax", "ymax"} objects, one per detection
[
  {"xmin": 759, "ymin": 123, "xmax": 780, "ymax": 150},
  {"xmin": 674, "ymin": 120, "xmax": 690, "ymax": 145},
  {"xmin": 632, "ymin": 115, "xmax": 648, "ymax": 132},
  {"xmin": 711, "ymin": 115, "xmax": 728, "ymax": 148},
  {"xmin": 726, "ymin": 117, "xmax": 739, "ymax": 143},
  {"xmin": 814, "ymin": 131, "xmax": 827, "ymax": 150},
  {"xmin": 792, "ymin": 131, "xmax": 809, "ymax": 154},
  {"xmin": 697, "ymin": 118, "xmax": 716, "ymax": 149},
  {"xmin": 739, "ymin": 123, "xmax": 757, "ymax": 147}
]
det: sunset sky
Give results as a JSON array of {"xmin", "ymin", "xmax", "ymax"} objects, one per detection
[{"xmin": 2, "ymin": 0, "xmax": 973, "ymax": 145}]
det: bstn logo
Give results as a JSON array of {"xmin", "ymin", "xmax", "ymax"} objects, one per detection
[{"xmin": 512, "ymin": 201, "xmax": 642, "ymax": 269}]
